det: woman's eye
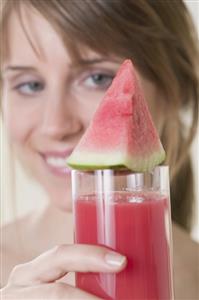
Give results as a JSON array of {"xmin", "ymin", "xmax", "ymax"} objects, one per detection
[
  {"xmin": 83, "ymin": 73, "xmax": 114, "ymax": 90},
  {"xmin": 14, "ymin": 81, "xmax": 44, "ymax": 95}
]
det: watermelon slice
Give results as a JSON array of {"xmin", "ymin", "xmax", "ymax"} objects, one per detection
[{"xmin": 67, "ymin": 59, "xmax": 165, "ymax": 172}]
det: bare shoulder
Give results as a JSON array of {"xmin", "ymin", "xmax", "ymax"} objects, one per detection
[
  {"xmin": 0, "ymin": 214, "xmax": 33, "ymax": 287},
  {"xmin": 1, "ymin": 213, "xmax": 34, "ymax": 252},
  {"xmin": 0, "ymin": 207, "xmax": 72, "ymax": 287},
  {"xmin": 172, "ymin": 222, "xmax": 199, "ymax": 299}
]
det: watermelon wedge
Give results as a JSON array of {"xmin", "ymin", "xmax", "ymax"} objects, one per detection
[{"xmin": 67, "ymin": 59, "xmax": 165, "ymax": 172}]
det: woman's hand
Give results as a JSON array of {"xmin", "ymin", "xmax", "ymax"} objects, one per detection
[{"xmin": 1, "ymin": 244, "xmax": 127, "ymax": 299}]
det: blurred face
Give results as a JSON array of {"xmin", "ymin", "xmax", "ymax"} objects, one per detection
[{"xmin": 1, "ymin": 7, "xmax": 158, "ymax": 211}]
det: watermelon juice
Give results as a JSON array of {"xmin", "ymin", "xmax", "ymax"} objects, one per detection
[{"xmin": 74, "ymin": 191, "xmax": 173, "ymax": 300}]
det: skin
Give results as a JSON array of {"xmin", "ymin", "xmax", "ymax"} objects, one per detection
[{"xmin": 1, "ymin": 7, "xmax": 198, "ymax": 299}]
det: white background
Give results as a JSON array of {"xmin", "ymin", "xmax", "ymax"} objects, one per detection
[{"xmin": 1, "ymin": 0, "xmax": 199, "ymax": 241}]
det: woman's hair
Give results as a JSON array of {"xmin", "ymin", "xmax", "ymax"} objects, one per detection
[{"xmin": 1, "ymin": 0, "xmax": 198, "ymax": 231}]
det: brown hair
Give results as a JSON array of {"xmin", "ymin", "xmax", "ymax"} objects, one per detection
[{"xmin": 1, "ymin": 0, "xmax": 198, "ymax": 231}]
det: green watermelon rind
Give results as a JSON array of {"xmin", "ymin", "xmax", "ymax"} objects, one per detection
[{"xmin": 67, "ymin": 149, "xmax": 166, "ymax": 172}]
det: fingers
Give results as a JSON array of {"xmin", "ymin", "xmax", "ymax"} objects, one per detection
[
  {"xmin": 2, "ymin": 282, "xmax": 103, "ymax": 299},
  {"xmin": 9, "ymin": 244, "xmax": 127, "ymax": 286}
]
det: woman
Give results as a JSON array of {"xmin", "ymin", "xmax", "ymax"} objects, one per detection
[{"xmin": 1, "ymin": 0, "xmax": 198, "ymax": 298}]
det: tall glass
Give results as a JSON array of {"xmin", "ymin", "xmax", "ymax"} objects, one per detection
[{"xmin": 72, "ymin": 166, "xmax": 174, "ymax": 299}]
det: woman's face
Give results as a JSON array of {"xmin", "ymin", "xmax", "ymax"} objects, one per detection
[{"xmin": 2, "ymin": 7, "xmax": 158, "ymax": 211}]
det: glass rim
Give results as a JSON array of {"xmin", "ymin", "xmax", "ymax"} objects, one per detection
[{"xmin": 71, "ymin": 165, "xmax": 169, "ymax": 176}]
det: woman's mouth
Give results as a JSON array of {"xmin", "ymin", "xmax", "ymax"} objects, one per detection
[{"xmin": 41, "ymin": 150, "xmax": 73, "ymax": 177}]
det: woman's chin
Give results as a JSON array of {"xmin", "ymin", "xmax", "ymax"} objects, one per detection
[
  {"xmin": 57, "ymin": 200, "xmax": 73, "ymax": 212},
  {"xmin": 47, "ymin": 189, "xmax": 73, "ymax": 212}
]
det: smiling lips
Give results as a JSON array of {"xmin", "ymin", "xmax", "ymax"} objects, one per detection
[{"xmin": 41, "ymin": 150, "xmax": 73, "ymax": 176}]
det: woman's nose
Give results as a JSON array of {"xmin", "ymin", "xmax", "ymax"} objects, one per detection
[{"xmin": 40, "ymin": 97, "xmax": 83, "ymax": 140}]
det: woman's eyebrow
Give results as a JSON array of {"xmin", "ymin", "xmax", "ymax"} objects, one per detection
[
  {"xmin": 76, "ymin": 58, "xmax": 110, "ymax": 65},
  {"xmin": 2, "ymin": 66, "xmax": 36, "ymax": 74},
  {"xmin": 73, "ymin": 57, "xmax": 120, "ymax": 67}
]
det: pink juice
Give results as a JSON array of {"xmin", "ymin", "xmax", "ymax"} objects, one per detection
[{"xmin": 75, "ymin": 192, "xmax": 173, "ymax": 300}]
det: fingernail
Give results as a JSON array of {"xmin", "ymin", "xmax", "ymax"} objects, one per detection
[{"xmin": 105, "ymin": 252, "xmax": 126, "ymax": 267}]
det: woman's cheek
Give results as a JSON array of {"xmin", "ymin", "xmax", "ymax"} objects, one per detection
[{"xmin": 3, "ymin": 100, "xmax": 32, "ymax": 145}]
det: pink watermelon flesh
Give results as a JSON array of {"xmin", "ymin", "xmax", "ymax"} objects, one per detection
[{"xmin": 67, "ymin": 59, "xmax": 165, "ymax": 172}]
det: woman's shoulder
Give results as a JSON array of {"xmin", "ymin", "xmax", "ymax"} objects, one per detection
[
  {"xmin": 173, "ymin": 221, "xmax": 198, "ymax": 241},
  {"xmin": 172, "ymin": 222, "xmax": 199, "ymax": 298},
  {"xmin": 1, "ymin": 213, "xmax": 33, "ymax": 251},
  {"xmin": 0, "ymin": 206, "xmax": 68, "ymax": 286},
  {"xmin": 1, "ymin": 214, "xmax": 34, "ymax": 287},
  {"xmin": 173, "ymin": 222, "xmax": 198, "ymax": 262}
]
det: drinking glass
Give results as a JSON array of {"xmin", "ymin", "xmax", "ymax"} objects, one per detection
[{"xmin": 72, "ymin": 166, "xmax": 174, "ymax": 300}]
